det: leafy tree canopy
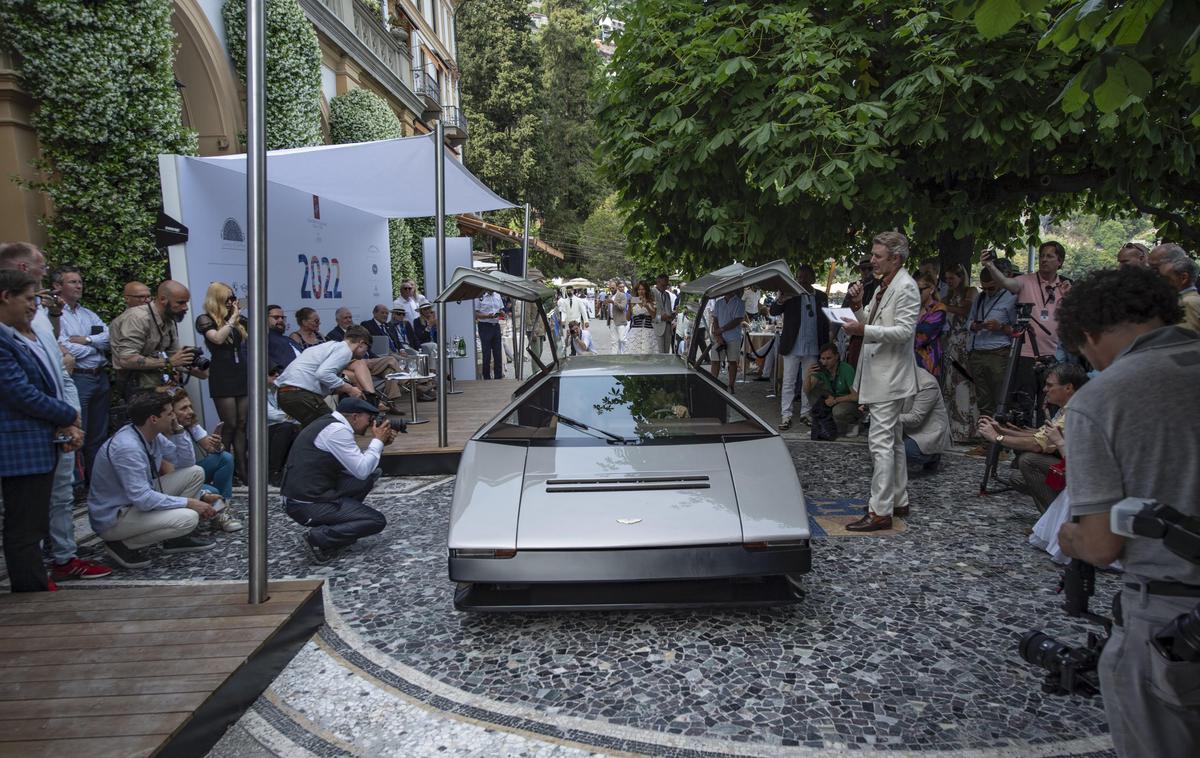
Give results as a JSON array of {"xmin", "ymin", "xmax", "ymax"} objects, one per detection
[
  {"xmin": 966, "ymin": 0, "xmax": 1200, "ymax": 123},
  {"xmin": 458, "ymin": 0, "xmax": 545, "ymax": 227},
  {"xmin": 597, "ymin": 0, "xmax": 1200, "ymax": 279}
]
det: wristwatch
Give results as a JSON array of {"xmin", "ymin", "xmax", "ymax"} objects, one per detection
[
  {"xmin": 84, "ymin": 336, "xmax": 93, "ymax": 345},
  {"xmin": 996, "ymin": 434, "xmax": 1006, "ymax": 444}
]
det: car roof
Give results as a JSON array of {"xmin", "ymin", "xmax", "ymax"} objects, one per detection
[{"xmin": 549, "ymin": 354, "xmax": 691, "ymax": 376}]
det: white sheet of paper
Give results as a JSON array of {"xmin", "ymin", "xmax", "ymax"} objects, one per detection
[{"xmin": 823, "ymin": 306, "xmax": 856, "ymax": 323}]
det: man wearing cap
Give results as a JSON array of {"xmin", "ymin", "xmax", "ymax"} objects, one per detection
[
  {"xmin": 413, "ymin": 299, "xmax": 437, "ymax": 347},
  {"xmin": 386, "ymin": 305, "xmax": 419, "ymax": 352},
  {"xmin": 279, "ymin": 396, "xmax": 396, "ymax": 564}
]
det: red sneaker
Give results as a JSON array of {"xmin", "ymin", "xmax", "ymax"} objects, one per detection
[
  {"xmin": 50, "ymin": 557, "xmax": 114, "ymax": 581},
  {"xmin": 47, "ymin": 579, "xmax": 58, "ymax": 592}
]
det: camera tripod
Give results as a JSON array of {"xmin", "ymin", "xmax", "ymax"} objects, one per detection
[{"xmin": 978, "ymin": 306, "xmax": 1045, "ymax": 495}]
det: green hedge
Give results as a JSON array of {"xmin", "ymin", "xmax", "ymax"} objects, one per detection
[
  {"xmin": 223, "ymin": 0, "xmax": 323, "ymax": 150},
  {"xmin": 0, "ymin": 0, "xmax": 197, "ymax": 319}
]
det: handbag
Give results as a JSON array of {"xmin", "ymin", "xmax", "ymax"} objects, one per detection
[{"xmin": 1045, "ymin": 459, "xmax": 1066, "ymax": 493}]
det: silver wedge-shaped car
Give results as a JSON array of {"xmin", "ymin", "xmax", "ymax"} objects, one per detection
[{"xmin": 446, "ymin": 354, "xmax": 811, "ymax": 611}]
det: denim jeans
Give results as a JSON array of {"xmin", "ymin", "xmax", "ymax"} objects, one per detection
[
  {"xmin": 47, "ymin": 450, "xmax": 78, "ymax": 564},
  {"xmin": 199, "ymin": 450, "xmax": 234, "ymax": 500},
  {"xmin": 71, "ymin": 371, "xmax": 111, "ymax": 482},
  {"xmin": 903, "ymin": 436, "xmax": 941, "ymax": 468}
]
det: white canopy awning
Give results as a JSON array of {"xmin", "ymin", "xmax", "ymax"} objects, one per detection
[{"xmin": 180, "ymin": 133, "xmax": 515, "ymax": 219}]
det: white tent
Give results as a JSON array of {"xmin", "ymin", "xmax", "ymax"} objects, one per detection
[{"xmin": 185, "ymin": 133, "xmax": 515, "ymax": 218}]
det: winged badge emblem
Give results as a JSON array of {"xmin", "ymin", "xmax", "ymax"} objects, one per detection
[{"xmin": 616, "ymin": 518, "xmax": 642, "ymax": 525}]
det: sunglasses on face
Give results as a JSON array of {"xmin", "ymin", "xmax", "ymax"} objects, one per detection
[{"xmin": 1045, "ymin": 286, "xmax": 1056, "ymax": 304}]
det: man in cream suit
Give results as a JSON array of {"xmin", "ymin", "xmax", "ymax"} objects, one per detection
[
  {"xmin": 653, "ymin": 274, "xmax": 676, "ymax": 354},
  {"xmin": 840, "ymin": 232, "xmax": 920, "ymax": 531}
]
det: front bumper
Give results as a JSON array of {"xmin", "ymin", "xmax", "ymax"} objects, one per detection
[{"xmin": 448, "ymin": 542, "xmax": 811, "ymax": 611}]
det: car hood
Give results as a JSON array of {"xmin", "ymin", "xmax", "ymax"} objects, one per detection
[{"xmin": 517, "ymin": 444, "xmax": 742, "ymax": 550}]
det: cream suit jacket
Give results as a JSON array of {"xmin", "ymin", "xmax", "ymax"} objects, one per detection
[{"xmin": 851, "ymin": 267, "xmax": 920, "ymax": 404}]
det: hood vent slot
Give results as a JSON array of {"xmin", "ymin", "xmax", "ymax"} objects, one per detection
[{"xmin": 545, "ymin": 475, "xmax": 710, "ymax": 493}]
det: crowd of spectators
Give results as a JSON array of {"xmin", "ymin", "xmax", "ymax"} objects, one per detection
[{"xmin": 0, "ymin": 242, "xmax": 458, "ymax": 589}]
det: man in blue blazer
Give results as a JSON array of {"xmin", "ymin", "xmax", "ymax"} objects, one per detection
[
  {"xmin": 267, "ymin": 304, "xmax": 302, "ymax": 369},
  {"xmin": 0, "ymin": 269, "xmax": 81, "ymax": 591}
]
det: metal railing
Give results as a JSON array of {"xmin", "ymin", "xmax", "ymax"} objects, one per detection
[
  {"xmin": 413, "ymin": 69, "xmax": 441, "ymax": 103},
  {"xmin": 442, "ymin": 105, "xmax": 468, "ymax": 132}
]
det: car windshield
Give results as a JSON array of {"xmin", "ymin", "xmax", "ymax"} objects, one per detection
[{"xmin": 481, "ymin": 374, "xmax": 768, "ymax": 444}]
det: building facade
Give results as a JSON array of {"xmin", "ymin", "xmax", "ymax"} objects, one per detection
[{"xmin": 0, "ymin": 0, "xmax": 467, "ymax": 246}]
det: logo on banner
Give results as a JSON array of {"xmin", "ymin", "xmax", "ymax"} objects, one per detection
[{"xmin": 220, "ymin": 218, "xmax": 246, "ymax": 253}]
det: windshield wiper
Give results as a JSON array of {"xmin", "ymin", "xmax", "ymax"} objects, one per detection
[{"xmin": 527, "ymin": 405, "xmax": 632, "ymax": 444}]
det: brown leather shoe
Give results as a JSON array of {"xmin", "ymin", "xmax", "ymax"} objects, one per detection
[
  {"xmin": 846, "ymin": 514, "xmax": 893, "ymax": 532},
  {"xmin": 894, "ymin": 506, "xmax": 910, "ymax": 518},
  {"xmin": 847, "ymin": 512, "xmax": 873, "ymax": 529}
]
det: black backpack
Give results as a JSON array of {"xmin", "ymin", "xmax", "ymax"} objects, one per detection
[{"xmin": 809, "ymin": 396, "xmax": 838, "ymax": 441}]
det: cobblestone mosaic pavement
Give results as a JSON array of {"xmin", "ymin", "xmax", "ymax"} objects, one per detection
[{"xmin": 86, "ymin": 434, "xmax": 1118, "ymax": 755}]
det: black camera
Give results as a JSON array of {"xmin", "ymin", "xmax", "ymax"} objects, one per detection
[
  {"xmin": 374, "ymin": 414, "xmax": 406, "ymax": 433},
  {"xmin": 1015, "ymin": 302, "xmax": 1034, "ymax": 322},
  {"xmin": 189, "ymin": 346, "xmax": 212, "ymax": 372},
  {"xmin": 1020, "ymin": 499, "xmax": 1200, "ymax": 697}
]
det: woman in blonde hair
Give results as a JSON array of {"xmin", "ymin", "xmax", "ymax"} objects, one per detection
[{"xmin": 196, "ymin": 282, "xmax": 249, "ymax": 483}]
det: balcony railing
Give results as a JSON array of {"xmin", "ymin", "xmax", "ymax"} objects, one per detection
[
  {"xmin": 301, "ymin": 0, "xmax": 418, "ymax": 111},
  {"xmin": 442, "ymin": 105, "xmax": 468, "ymax": 146},
  {"xmin": 413, "ymin": 69, "xmax": 440, "ymax": 104}
]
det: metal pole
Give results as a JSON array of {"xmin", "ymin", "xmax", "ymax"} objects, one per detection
[
  {"xmin": 435, "ymin": 123, "xmax": 449, "ymax": 447},
  {"xmin": 246, "ymin": 0, "xmax": 269, "ymax": 605},
  {"xmin": 516, "ymin": 202, "xmax": 530, "ymax": 379}
]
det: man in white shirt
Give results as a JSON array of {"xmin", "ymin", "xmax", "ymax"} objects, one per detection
[
  {"xmin": 653, "ymin": 274, "xmax": 677, "ymax": 354},
  {"xmin": 475, "ymin": 290, "xmax": 506, "ymax": 379},
  {"xmin": 275, "ymin": 325, "xmax": 371, "ymax": 427},
  {"xmin": 609, "ymin": 281, "xmax": 629, "ymax": 354},
  {"xmin": 279, "ymin": 397, "xmax": 397, "ymax": 563},
  {"xmin": 52, "ymin": 265, "xmax": 110, "ymax": 482},
  {"xmin": 393, "ymin": 279, "xmax": 421, "ymax": 324}
]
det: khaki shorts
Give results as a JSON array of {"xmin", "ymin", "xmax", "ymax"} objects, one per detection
[{"xmin": 709, "ymin": 337, "xmax": 742, "ymax": 363}]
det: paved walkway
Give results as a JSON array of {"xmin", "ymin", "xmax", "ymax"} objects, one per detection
[{"xmin": 22, "ymin": 335, "xmax": 1117, "ymax": 756}]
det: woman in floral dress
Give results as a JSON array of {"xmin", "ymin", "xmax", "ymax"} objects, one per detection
[
  {"xmin": 913, "ymin": 273, "xmax": 948, "ymax": 380},
  {"xmin": 940, "ymin": 264, "xmax": 978, "ymax": 444}
]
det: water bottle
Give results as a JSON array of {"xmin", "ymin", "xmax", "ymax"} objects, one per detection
[{"xmin": 455, "ymin": 335, "xmax": 466, "ymax": 357}]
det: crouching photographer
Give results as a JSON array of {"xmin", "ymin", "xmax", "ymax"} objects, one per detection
[
  {"xmin": 1048, "ymin": 267, "xmax": 1200, "ymax": 756},
  {"xmin": 278, "ymin": 397, "xmax": 399, "ymax": 564}
]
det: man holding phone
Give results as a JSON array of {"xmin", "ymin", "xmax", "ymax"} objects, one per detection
[
  {"xmin": 53, "ymin": 265, "xmax": 111, "ymax": 483},
  {"xmin": 965, "ymin": 264, "xmax": 1017, "ymax": 425}
]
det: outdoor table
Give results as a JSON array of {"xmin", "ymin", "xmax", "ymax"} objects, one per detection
[
  {"xmin": 384, "ymin": 372, "xmax": 436, "ymax": 425},
  {"xmin": 446, "ymin": 355, "xmax": 465, "ymax": 395}
]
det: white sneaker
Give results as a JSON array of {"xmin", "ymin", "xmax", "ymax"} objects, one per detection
[
  {"xmin": 214, "ymin": 510, "xmax": 244, "ymax": 533},
  {"xmin": 847, "ymin": 423, "xmax": 861, "ymax": 437}
]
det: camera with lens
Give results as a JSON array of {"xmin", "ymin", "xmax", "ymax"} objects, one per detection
[
  {"xmin": 188, "ymin": 345, "xmax": 212, "ymax": 372},
  {"xmin": 1020, "ymin": 498, "xmax": 1200, "ymax": 696},
  {"xmin": 993, "ymin": 392, "xmax": 1034, "ymax": 427},
  {"xmin": 374, "ymin": 414, "xmax": 406, "ymax": 433}
]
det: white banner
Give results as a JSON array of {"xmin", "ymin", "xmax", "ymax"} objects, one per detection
[
  {"xmin": 162, "ymin": 156, "xmax": 391, "ymax": 425},
  {"xmin": 423, "ymin": 237, "xmax": 477, "ymax": 381}
]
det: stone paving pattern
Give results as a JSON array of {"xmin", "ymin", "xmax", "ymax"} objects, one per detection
[{"xmin": 80, "ymin": 417, "xmax": 1119, "ymax": 754}]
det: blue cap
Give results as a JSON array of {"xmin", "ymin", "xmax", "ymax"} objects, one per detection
[{"xmin": 336, "ymin": 397, "xmax": 379, "ymax": 415}]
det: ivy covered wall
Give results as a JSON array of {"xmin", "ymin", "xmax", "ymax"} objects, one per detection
[
  {"xmin": 0, "ymin": 0, "xmax": 198, "ymax": 319},
  {"xmin": 223, "ymin": 0, "xmax": 323, "ymax": 150}
]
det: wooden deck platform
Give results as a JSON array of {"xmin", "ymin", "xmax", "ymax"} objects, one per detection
[
  {"xmin": 0, "ymin": 579, "xmax": 324, "ymax": 758},
  {"xmin": 381, "ymin": 376, "xmax": 522, "ymax": 475}
]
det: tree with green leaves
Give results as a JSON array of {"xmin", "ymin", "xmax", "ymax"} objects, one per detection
[
  {"xmin": 0, "ymin": 0, "xmax": 197, "ymax": 319},
  {"xmin": 537, "ymin": 0, "xmax": 607, "ymax": 234},
  {"xmin": 966, "ymin": 0, "xmax": 1200, "ymax": 124},
  {"xmin": 457, "ymin": 0, "xmax": 544, "ymax": 225},
  {"xmin": 597, "ymin": 1, "xmax": 1199, "ymax": 280}
]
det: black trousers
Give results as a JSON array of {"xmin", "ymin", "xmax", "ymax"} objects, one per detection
[
  {"xmin": 268, "ymin": 422, "xmax": 299, "ymax": 479},
  {"xmin": 1, "ymin": 472, "xmax": 54, "ymax": 592},
  {"xmin": 478, "ymin": 322, "xmax": 503, "ymax": 379},
  {"xmin": 284, "ymin": 469, "xmax": 385, "ymax": 551}
]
